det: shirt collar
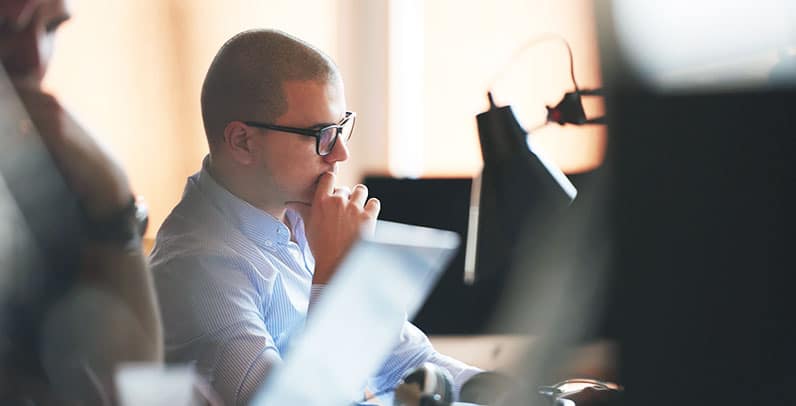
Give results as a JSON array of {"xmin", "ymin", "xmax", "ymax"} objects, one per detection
[{"xmin": 194, "ymin": 155, "xmax": 297, "ymax": 248}]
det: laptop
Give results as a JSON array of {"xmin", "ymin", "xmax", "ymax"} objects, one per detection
[{"xmin": 250, "ymin": 220, "xmax": 460, "ymax": 405}]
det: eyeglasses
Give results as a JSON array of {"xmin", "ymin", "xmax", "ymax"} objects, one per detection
[{"xmin": 244, "ymin": 111, "xmax": 356, "ymax": 156}]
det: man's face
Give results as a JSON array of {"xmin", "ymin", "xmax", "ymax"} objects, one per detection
[
  {"xmin": 251, "ymin": 77, "xmax": 350, "ymax": 205},
  {"xmin": 0, "ymin": 0, "xmax": 70, "ymax": 86}
]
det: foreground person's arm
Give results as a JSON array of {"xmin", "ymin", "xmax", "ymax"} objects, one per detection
[{"xmin": 17, "ymin": 85, "xmax": 163, "ymax": 401}]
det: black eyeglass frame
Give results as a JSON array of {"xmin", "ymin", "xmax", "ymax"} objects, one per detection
[{"xmin": 243, "ymin": 111, "xmax": 356, "ymax": 156}]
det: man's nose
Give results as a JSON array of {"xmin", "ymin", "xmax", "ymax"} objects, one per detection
[{"xmin": 324, "ymin": 135, "xmax": 350, "ymax": 163}]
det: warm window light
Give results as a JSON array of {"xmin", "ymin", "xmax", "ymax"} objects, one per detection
[
  {"xmin": 487, "ymin": 33, "xmax": 607, "ymax": 175},
  {"xmin": 417, "ymin": 0, "xmax": 605, "ymax": 177},
  {"xmin": 387, "ymin": 0, "xmax": 425, "ymax": 178}
]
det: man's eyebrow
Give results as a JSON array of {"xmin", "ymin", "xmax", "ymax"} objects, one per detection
[
  {"xmin": 308, "ymin": 115, "xmax": 346, "ymax": 129},
  {"xmin": 308, "ymin": 121, "xmax": 336, "ymax": 129}
]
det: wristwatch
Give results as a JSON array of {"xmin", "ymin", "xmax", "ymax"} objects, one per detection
[{"xmin": 82, "ymin": 195, "xmax": 148, "ymax": 247}]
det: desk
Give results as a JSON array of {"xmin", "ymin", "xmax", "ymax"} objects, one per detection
[
  {"xmin": 357, "ymin": 337, "xmax": 615, "ymax": 405},
  {"xmin": 429, "ymin": 335, "xmax": 616, "ymax": 380},
  {"xmin": 429, "ymin": 335, "xmax": 533, "ymax": 371}
]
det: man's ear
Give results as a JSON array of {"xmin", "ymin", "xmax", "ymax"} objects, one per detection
[{"xmin": 223, "ymin": 121, "xmax": 255, "ymax": 165}]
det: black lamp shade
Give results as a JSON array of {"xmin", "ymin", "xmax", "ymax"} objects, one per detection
[{"xmin": 473, "ymin": 104, "xmax": 576, "ymax": 282}]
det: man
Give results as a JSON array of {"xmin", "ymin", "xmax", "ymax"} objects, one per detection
[
  {"xmin": 0, "ymin": 0, "xmax": 162, "ymax": 403},
  {"xmin": 150, "ymin": 29, "xmax": 481, "ymax": 405}
]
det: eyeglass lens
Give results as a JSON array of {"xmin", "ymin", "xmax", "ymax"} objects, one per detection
[{"xmin": 318, "ymin": 116, "xmax": 355, "ymax": 155}]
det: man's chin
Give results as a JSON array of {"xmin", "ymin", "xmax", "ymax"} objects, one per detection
[
  {"xmin": 283, "ymin": 191, "xmax": 313, "ymax": 207},
  {"xmin": 283, "ymin": 181, "xmax": 321, "ymax": 207}
]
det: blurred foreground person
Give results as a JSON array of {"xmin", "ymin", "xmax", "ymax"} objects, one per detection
[{"xmin": 0, "ymin": 0, "xmax": 162, "ymax": 403}]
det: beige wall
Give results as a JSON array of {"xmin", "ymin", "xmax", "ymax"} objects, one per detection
[
  {"xmin": 43, "ymin": 0, "xmax": 604, "ymax": 238},
  {"xmin": 44, "ymin": 1, "xmax": 190, "ymax": 240},
  {"xmin": 170, "ymin": 0, "xmax": 342, "ymax": 171},
  {"xmin": 45, "ymin": 0, "xmax": 345, "ymax": 238},
  {"xmin": 421, "ymin": 0, "xmax": 605, "ymax": 176}
]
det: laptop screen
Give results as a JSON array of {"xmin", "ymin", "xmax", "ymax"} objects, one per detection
[{"xmin": 251, "ymin": 220, "xmax": 459, "ymax": 405}]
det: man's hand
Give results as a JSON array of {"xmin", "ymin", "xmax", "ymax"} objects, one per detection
[
  {"xmin": 287, "ymin": 172, "xmax": 380, "ymax": 284},
  {"xmin": 13, "ymin": 83, "xmax": 133, "ymax": 220}
]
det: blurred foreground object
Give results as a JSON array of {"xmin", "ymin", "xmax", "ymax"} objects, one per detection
[
  {"xmin": 0, "ymin": 0, "xmax": 162, "ymax": 403},
  {"xmin": 598, "ymin": 0, "xmax": 796, "ymax": 404},
  {"xmin": 116, "ymin": 363, "xmax": 222, "ymax": 406}
]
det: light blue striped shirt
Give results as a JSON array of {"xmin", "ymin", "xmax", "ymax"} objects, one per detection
[{"xmin": 150, "ymin": 157, "xmax": 480, "ymax": 405}]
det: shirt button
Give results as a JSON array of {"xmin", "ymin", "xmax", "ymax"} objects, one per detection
[{"xmin": 264, "ymin": 240, "xmax": 274, "ymax": 247}]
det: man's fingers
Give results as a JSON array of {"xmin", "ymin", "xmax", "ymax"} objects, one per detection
[
  {"xmin": 314, "ymin": 172, "xmax": 335, "ymax": 200},
  {"xmin": 349, "ymin": 184, "xmax": 368, "ymax": 207},
  {"xmin": 364, "ymin": 197, "xmax": 380, "ymax": 217},
  {"xmin": 333, "ymin": 186, "xmax": 351, "ymax": 199}
]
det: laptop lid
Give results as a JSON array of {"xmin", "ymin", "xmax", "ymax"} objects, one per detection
[{"xmin": 251, "ymin": 220, "xmax": 460, "ymax": 405}]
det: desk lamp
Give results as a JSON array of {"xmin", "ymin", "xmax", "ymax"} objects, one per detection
[{"xmin": 463, "ymin": 34, "xmax": 604, "ymax": 285}]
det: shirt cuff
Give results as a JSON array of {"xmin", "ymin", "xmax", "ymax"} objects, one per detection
[
  {"xmin": 309, "ymin": 284, "xmax": 326, "ymax": 307},
  {"xmin": 424, "ymin": 352, "xmax": 483, "ymax": 401}
]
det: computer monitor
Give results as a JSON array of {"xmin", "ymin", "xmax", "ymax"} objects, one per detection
[
  {"xmin": 596, "ymin": 1, "xmax": 796, "ymax": 404},
  {"xmin": 364, "ymin": 166, "xmax": 593, "ymax": 336},
  {"xmin": 364, "ymin": 177, "xmax": 508, "ymax": 335}
]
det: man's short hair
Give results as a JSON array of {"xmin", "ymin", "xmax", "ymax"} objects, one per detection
[{"xmin": 200, "ymin": 29, "xmax": 339, "ymax": 148}]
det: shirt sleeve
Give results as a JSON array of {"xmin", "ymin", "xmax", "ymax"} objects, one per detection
[
  {"xmin": 425, "ymin": 350, "xmax": 484, "ymax": 400},
  {"xmin": 369, "ymin": 321, "xmax": 483, "ymax": 400},
  {"xmin": 153, "ymin": 254, "xmax": 281, "ymax": 406}
]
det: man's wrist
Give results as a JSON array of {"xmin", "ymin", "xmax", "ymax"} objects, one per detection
[{"xmin": 82, "ymin": 196, "xmax": 148, "ymax": 248}]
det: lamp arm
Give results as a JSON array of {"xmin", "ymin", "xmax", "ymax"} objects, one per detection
[{"xmin": 487, "ymin": 33, "xmax": 581, "ymax": 96}]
